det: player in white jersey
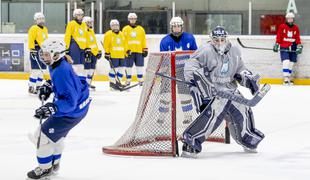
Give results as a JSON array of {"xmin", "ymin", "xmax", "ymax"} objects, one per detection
[{"xmin": 181, "ymin": 26, "xmax": 265, "ymax": 158}]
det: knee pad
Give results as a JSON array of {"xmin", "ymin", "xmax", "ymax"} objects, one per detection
[{"xmin": 282, "ymin": 59, "xmax": 291, "ymax": 77}]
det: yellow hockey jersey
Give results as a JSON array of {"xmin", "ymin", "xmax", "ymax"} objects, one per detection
[
  {"xmin": 28, "ymin": 25, "xmax": 48, "ymax": 49},
  {"xmin": 64, "ymin": 20, "xmax": 88, "ymax": 50},
  {"xmin": 86, "ymin": 28, "xmax": 99, "ymax": 56},
  {"xmin": 122, "ymin": 25, "xmax": 147, "ymax": 53},
  {"xmin": 103, "ymin": 30, "xmax": 127, "ymax": 59}
]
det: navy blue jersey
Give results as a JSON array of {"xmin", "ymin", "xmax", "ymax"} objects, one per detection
[
  {"xmin": 49, "ymin": 57, "xmax": 91, "ymax": 118},
  {"xmin": 160, "ymin": 32, "xmax": 198, "ymax": 52}
]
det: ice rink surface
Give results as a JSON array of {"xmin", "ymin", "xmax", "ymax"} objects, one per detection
[{"xmin": 0, "ymin": 79, "xmax": 309, "ymax": 180}]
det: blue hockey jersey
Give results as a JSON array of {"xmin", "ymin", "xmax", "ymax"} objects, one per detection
[
  {"xmin": 49, "ymin": 57, "xmax": 91, "ymax": 118},
  {"xmin": 160, "ymin": 32, "xmax": 198, "ymax": 52}
]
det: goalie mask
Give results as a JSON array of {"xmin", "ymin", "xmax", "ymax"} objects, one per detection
[
  {"xmin": 39, "ymin": 39, "xmax": 66, "ymax": 65},
  {"xmin": 210, "ymin": 26, "xmax": 230, "ymax": 55},
  {"xmin": 170, "ymin": 16, "xmax": 184, "ymax": 37},
  {"xmin": 34, "ymin": 12, "xmax": 45, "ymax": 26}
]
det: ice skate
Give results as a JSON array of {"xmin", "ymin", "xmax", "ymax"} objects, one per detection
[
  {"xmin": 181, "ymin": 143, "xmax": 198, "ymax": 158},
  {"xmin": 243, "ymin": 146, "xmax": 258, "ymax": 153},
  {"xmin": 27, "ymin": 167, "xmax": 52, "ymax": 180}
]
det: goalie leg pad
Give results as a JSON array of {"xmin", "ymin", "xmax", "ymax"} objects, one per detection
[
  {"xmin": 182, "ymin": 97, "xmax": 231, "ymax": 152},
  {"xmin": 227, "ymin": 103, "xmax": 265, "ymax": 149}
]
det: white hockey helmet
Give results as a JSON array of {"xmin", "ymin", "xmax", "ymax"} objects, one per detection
[
  {"xmin": 83, "ymin": 16, "xmax": 93, "ymax": 28},
  {"xmin": 110, "ymin": 19, "xmax": 120, "ymax": 31},
  {"xmin": 128, "ymin": 13, "xmax": 138, "ymax": 20},
  {"xmin": 286, "ymin": 12, "xmax": 295, "ymax": 19},
  {"xmin": 73, "ymin": 8, "xmax": 84, "ymax": 18},
  {"xmin": 40, "ymin": 39, "xmax": 66, "ymax": 65},
  {"xmin": 83, "ymin": 16, "xmax": 93, "ymax": 23},
  {"xmin": 170, "ymin": 16, "xmax": 184, "ymax": 27},
  {"xmin": 33, "ymin": 12, "xmax": 45, "ymax": 25}
]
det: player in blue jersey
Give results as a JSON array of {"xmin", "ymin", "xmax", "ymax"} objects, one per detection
[
  {"xmin": 160, "ymin": 16, "xmax": 197, "ymax": 51},
  {"xmin": 158, "ymin": 17, "xmax": 198, "ymax": 125},
  {"xmin": 27, "ymin": 39, "xmax": 91, "ymax": 180}
]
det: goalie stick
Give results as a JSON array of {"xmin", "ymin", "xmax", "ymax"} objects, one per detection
[
  {"xmin": 236, "ymin": 38, "xmax": 296, "ymax": 52},
  {"xmin": 153, "ymin": 71, "xmax": 270, "ymax": 107}
]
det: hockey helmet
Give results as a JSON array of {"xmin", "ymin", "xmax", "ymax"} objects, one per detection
[
  {"xmin": 40, "ymin": 39, "xmax": 66, "ymax": 65},
  {"xmin": 73, "ymin": 8, "xmax": 84, "ymax": 18},
  {"xmin": 83, "ymin": 16, "xmax": 93, "ymax": 28},
  {"xmin": 285, "ymin": 12, "xmax": 295, "ymax": 19},
  {"xmin": 110, "ymin": 19, "xmax": 120, "ymax": 31},
  {"xmin": 170, "ymin": 16, "xmax": 184, "ymax": 36},
  {"xmin": 210, "ymin": 26, "xmax": 230, "ymax": 55},
  {"xmin": 34, "ymin": 12, "xmax": 45, "ymax": 25},
  {"xmin": 128, "ymin": 13, "xmax": 138, "ymax": 20}
]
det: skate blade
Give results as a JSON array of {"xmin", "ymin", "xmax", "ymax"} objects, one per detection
[
  {"xmin": 181, "ymin": 151, "xmax": 198, "ymax": 158},
  {"xmin": 26, "ymin": 176, "xmax": 51, "ymax": 180},
  {"xmin": 243, "ymin": 147, "xmax": 258, "ymax": 153}
]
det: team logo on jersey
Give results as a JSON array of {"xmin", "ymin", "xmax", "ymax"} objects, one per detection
[
  {"xmin": 78, "ymin": 28, "xmax": 84, "ymax": 35},
  {"xmin": 175, "ymin": 46, "xmax": 182, "ymax": 51},
  {"xmin": 220, "ymin": 58, "xmax": 229, "ymax": 75},
  {"xmin": 131, "ymin": 31, "xmax": 137, "ymax": 38},
  {"xmin": 90, "ymin": 36, "xmax": 94, "ymax": 42},
  {"xmin": 48, "ymin": 128, "xmax": 54, "ymax": 134},
  {"xmin": 187, "ymin": 43, "xmax": 190, "ymax": 48},
  {"xmin": 116, "ymin": 37, "xmax": 121, "ymax": 44},
  {"xmin": 287, "ymin": 31, "xmax": 293, "ymax": 38}
]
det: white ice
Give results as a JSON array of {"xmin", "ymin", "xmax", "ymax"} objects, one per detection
[{"xmin": 0, "ymin": 79, "xmax": 309, "ymax": 180}]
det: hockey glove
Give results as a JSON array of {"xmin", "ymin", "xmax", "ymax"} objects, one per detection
[
  {"xmin": 104, "ymin": 53, "xmax": 111, "ymax": 61},
  {"xmin": 30, "ymin": 49, "xmax": 38, "ymax": 60},
  {"xmin": 296, "ymin": 44, "xmax": 303, "ymax": 54},
  {"xmin": 273, "ymin": 43, "xmax": 279, "ymax": 52},
  {"xmin": 189, "ymin": 80, "xmax": 203, "ymax": 113},
  {"xmin": 96, "ymin": 50, "xmax": 102, "ymax": 59},
  {"xmin": 235, "ymin": 70, "xmax": 260, "ymax": 95},
  {"xmin": 84, "ymin": 48, "xmax": 92, "ymax": 63},
  {"xmin": 34, "ymin": 103, "xmax": 57, "ymax": 119},
  {"xmin": 38, "ymin": 80, "xmax": 53, "ymax": 101},
  {"xmin": 126, "ymin": 50, "xmax": 132, "ymax": 58},
  {"xmin": 142, "ymin": 48, "xmax": 148, "ymax": 57}
]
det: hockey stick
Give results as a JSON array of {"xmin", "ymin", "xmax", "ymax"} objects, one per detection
[
  {"xmin": 236, "ymin": 38, "xmax": 296, "ymax": 52},
  {"xmin": 154, "ymin": 71, "xmax": 270, "ymax": 107},
  {"xmin": 37, "ymin": 96, "xmax": 45, "ymax": 149}
]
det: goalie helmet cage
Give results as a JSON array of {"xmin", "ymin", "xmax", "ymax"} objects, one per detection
[{"xmin": 102, "ymin": 51, "xmax": 230, "ymax": 157}]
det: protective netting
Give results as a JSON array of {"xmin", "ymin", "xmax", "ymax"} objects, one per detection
[{"xmin": 103, "ymin": 51, "xmax": 229, "ymax": 156}]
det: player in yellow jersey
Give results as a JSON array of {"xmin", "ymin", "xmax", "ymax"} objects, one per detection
[
  {"xmin": 83, "ymin": 16, "xmax": 102, "ymax": 90},
  {"xmin": 64, "ymin": 9, "xmax": 89, "ymax": 78},
  {"xmin": 103, "ymin": 19, "xmax": 130, "ymax": 91},
  {"xmin": 28, "ymin": 12, "xmax": 48, "ymax": 94},
  {"xmin": 122, "ymin": 13, "xmax": 148, "ymax": 86}
]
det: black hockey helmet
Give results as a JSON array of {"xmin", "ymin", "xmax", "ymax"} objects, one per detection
[{"xmin": 210, "ymin": 26, "xmax": 230, "ymax": 55}]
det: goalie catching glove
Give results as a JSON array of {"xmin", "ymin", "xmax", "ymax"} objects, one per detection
[{"xmin": 34, "ymin": 102, "xmax": 57, "ymax": 119}]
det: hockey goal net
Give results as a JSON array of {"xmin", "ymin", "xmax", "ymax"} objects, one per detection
[{"xmin": 102, "ymin": 51, "xmax": 230, "ymax": 156}]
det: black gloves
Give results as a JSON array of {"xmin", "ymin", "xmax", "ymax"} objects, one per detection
[
  {"xmin": 34, "ymin": 102, "xmax": 57, "ymax": 119},
  {"xmin": 85, "ymin": 48, "xmax": 92, "ymax": 63},
  {"xmin": 142, "ymin": 48, "xmax": 148, "ymax": 57},
  {"xmin": 30, "ymin": 49, "xmax": 38, "ymax": 60},
  {"xmin": 96, "ymin": 50, "xmax": 102, "ymax": 59},
  {"xmin": 104, "ymin": 53, "xmax": 111, "ymax": 61},
  {"xmin": 38, "ymin": 80, "xmax": 53, "ymax": 101},
  {"xmin": 126, "ymin": 50, "xmax": 132, "ymax": 58}
]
